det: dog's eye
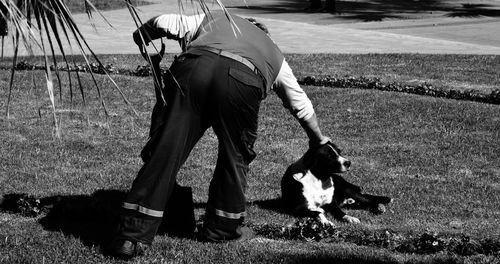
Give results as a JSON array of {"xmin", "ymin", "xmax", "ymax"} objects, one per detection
[
  {"xmin": 334, "ymin": 146, "xmax": 342, "ymax": 154},
  {"xmin": 329, "ymin": 143, "xmax": 341, "ymax": 152}
]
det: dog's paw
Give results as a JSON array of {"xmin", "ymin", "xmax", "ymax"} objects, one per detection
[
  {"xmin": 342, "ymin": 215, "xmax": 360, "ymax": 224},
  {"xmin": 322, "ymin": 220, "xmax": 335, "ymax": 227},
  {"xmin": 323, "ymin": 219, "xmax": 335, "ymax": 227},
  {"xmin": 317, "ymin": 214, "xmax": 335, "ymax": 226}
]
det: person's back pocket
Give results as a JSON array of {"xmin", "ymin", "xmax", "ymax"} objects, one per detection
[{"xmin": 229, "ymin": 67, "xmax": 264, "ymax": 99}]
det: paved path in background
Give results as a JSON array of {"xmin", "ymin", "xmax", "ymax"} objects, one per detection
[{"xmin": 4, "ymin": 2, "xmax": 500, "ymax": 56}]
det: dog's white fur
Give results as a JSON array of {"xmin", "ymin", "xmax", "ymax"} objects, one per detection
[
  {"xmin": 285, "ymin": 147, "xmax": 360, "ymax": 226},
  {"xmin": 292, "ymin": 170, "xmax": 335, "ymax": 225}
]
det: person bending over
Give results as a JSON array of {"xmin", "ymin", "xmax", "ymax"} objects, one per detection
[{"xmin": 111, "ymin": 11, "xmax": 331, "ymax": 259}]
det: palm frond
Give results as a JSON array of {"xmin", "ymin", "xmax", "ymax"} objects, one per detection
[
  {"xmin": 6, "ymin": 30, "xmax": 18, "ymax": 119},
  {"xmin": 1, "ymin": 0, "xmax": 234, "ymax": 133},
  {"xmin": 45, "ymin": 0, "xmax": 73, "ymax": 102},
  {"xmin": 125, "ymin": 0, "xmax": 165, "ymax": 102},
  {"xmin": 83, "ymin": 0, "xmax": 113, "ymax": 29},
  {"xmin": 1, "ymin": 0, "xmax": 139, "ymax": 125},
  {"xmin": 1, "ymin": 2, "xmax": 8, "ymax": 58}
]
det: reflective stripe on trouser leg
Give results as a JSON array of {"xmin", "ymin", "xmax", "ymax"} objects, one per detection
[
  {"xmin": 207, "ymin": 205, "xmax": 247, "ymax": 220},
  {"xmin": 122, "ymin": 202, "xmax": 164, "ymax": 217},
  {"xmin": 203, "ymin": 205, "xmax": 247, "ymax": 241}
]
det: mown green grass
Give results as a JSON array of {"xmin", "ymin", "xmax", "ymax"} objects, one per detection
[{"xmin": 0, "ymin": 54, "xmax": 499, "ymax": 263}]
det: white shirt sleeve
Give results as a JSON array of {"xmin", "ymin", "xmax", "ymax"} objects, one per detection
[
  {"xmin": 272, "ymin": 59, "xmax": 315, "ymax": 121},
  {"xmin": 152, "ymin": 13, "xmax": 205, "ymax": 41}
]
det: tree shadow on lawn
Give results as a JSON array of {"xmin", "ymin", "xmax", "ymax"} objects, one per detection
[
  {"xmin": 0, "ymin": 190, "xmax": 292, "ymax": 245},
  {"xmin": 36, "ymin": 190, "xmax": 125, "ymax": 249},
  {"xmin": 1, "ymin": 190, "xmax": 393, "ymax": 249},
  {"xmin": 0, "ymin": 187, "xmax": 199, "ymax": 251},
  {"xmin": 226, "ymin": 0, "xmax": 500, "ymax": 22},
  {"xmin": 6, "ymin": 192, "xmax": 498, "ymax": 258},
  {"xmin": 447, "ymin": 3, "xmax": 500, "ymax": 17},
  {"xmin": 0, "ymin": 191, "xmax": 125, "ymax": 249}
]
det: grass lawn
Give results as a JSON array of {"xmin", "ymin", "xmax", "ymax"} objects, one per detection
[{"xmin": 0, "ymin": 53, "xmax": 499, "ymax": 263}]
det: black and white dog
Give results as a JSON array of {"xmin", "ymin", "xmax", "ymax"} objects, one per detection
[{"xmin": 281, "ymin": 142, "xmax": 392, "ymax": 226}]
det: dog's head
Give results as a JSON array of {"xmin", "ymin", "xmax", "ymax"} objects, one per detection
[{"xmin": 305, "ymin": 142, "xmax": 351, "ymax": 177}]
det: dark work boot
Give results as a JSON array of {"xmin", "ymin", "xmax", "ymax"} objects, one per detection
[
  {"xmin": 198, "ymin": 225, "xmax": 254, "ymax": 243},
  {"xmin": 109, "ymin": 239, "xmax": 149, "ymax": 260}
]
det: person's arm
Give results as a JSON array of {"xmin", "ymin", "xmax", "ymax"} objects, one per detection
[
  {"xmin": 273, "ymin": 59, "xmax": 331, "ymax": 147},
  {"xmin": 298, "ymin": 113, "xmax": 331, "ymax": 147},
  {"xmin": 132, "ymin": 13, "xmax": 204, "ymax": 50},
  {"xmin": 133, "ymin": 14, "xmax": 204, "ymax": 91}
]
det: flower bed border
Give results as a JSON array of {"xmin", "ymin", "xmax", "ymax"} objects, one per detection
[
  {"xmin": 299, "ymin": 75, "xmax": 500, "ymax": 105},
  {"xmin": 3, "ymin": 61, "xmax": 500, "ymax": 105}
]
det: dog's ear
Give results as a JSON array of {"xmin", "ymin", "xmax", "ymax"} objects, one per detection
[
  {"xmin": 304, "ymin": 143, "xmax": 332, "ymax": 168},
  {"xmin": 317, "ymin": 144, "xmax": 331, "ymax": 157},
  {"xmin": 304, "ymin": 142, "xmax": 342, "ymax": 169},
  {"xmin": 303, "ymin": 146, "xmax": 318, "ymax": 168},
  {"xmin": 316, "ymin": 143, "xmax": 339, "ymax": 164}
]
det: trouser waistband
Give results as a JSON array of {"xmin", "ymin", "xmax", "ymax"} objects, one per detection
[
  {"xmin": 201, "ymin": 46, "xmax": 257, "ymax": 73},
  {"xmin": 182, "ymin": 47, "xmax": 266, "ymax": 94},
  {"xmin": 191, "ymin": 47, "xmax": 267, "ymax": 99}
]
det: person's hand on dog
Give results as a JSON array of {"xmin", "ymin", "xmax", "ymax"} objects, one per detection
[{"xmin": 309, "ymin": 135, "xmax": 332, "ymax": 149}]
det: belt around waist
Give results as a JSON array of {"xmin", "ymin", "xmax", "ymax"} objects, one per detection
[{"xmin": 201, "ymin": 47, "xmax": 257, "ymax": 73}]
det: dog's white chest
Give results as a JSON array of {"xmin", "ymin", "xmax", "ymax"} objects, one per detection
[{"xmin": 294, "ymin": 171, "xmax": 334, "ymax": 207}]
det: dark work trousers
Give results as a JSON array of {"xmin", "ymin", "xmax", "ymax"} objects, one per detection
[{"xmin": 116, "ymin": 49, "xmax": 264, "ymax": 244}]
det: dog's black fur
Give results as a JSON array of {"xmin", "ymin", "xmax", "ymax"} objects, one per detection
[
  {"xmin": 281, "ymin": 142, "xmax": 391, "ymax": 225},
  {"xmin": 332, "ymin": 175, "xmax": 392, "ymax": 215}
]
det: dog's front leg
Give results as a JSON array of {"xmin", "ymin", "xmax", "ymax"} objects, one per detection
[
  {"xmin": 317, "ymin": 212, "xmax": 334, "ymax": 226},
  {"xmin": 307, "ymin": 207, "xmax": 334, "ymax": 226},
  {"xmin": 324, "ymin": 203, "xmax": 360, "ymax": 224}
]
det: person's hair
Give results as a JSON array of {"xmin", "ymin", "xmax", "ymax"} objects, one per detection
[{"xmin": 245, "ymin": 18, "xmax": 269, "ymax": 34}]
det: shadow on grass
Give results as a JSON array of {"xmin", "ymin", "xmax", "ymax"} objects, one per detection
[
  {"xmin": 37, "ymin": 190, "xmax": 126, "ymax": 248},
  {"xmin": 0, "ymin": 187, "xmax": 198, "ymax": 250},
  {"xmin": 252, "ymin": 198, "xmax": 290, "ymax": 215},
  {"xmin": 0, "ymin": 191, "xmax": 289, "ymax": 250},
  {"xmin": 0, "ymin": 191, "xmax": 125, "ymax": 248}
]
